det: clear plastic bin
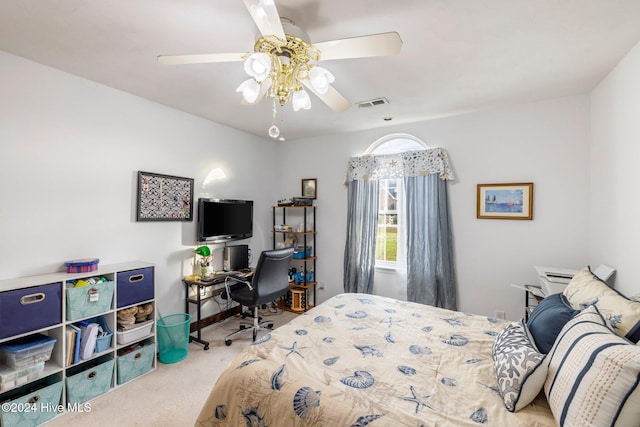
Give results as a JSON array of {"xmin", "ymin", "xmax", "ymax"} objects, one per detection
[
  {"xmin": 0, "ymin": 361, "xmax": 45, "ymax": 392},
  {"xmin": 0, "ymin": 334, "xmax": 56, "ymax": 369}
]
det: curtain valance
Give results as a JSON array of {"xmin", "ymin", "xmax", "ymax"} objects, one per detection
[{"xmin": 345, "ymin": 147, "xmax": 454, "ymax": 182}]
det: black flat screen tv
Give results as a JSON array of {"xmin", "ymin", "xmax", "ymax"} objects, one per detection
[{"xmin": 197, "ymin": 198, "xmax": 253, "ymax": 243}]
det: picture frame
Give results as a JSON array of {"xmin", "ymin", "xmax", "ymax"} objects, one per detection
[
  {"xmin": 477, "ymin": 182, "xmax": 533, "ymax": 220},
  {"xmin": 301, "ymin": 178, "xmax": 317, "ymax": 199},
  {"xmin": 136, "ymin": 171, "xmax": 194, "ymax": 221}
]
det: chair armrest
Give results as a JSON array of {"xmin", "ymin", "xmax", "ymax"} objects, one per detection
[{"xmin": 223, "ymin": 275, "xmax": 253, "ymax": 300}]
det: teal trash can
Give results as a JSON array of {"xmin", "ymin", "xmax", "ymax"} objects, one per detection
[{"xmin": 157, "ymin": 313, "xmax": 191, "ymax": 364}]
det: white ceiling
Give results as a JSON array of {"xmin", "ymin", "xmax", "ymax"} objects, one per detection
[{"xmin": 1, "ymin": 1, "xmax": 640, "ymax": 141}]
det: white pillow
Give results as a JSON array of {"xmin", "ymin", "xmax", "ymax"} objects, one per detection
[
  {"xmin": 492, "ymin": 319, "xmax": 547, "ymax": 412},
  {"xmin": 563, "ymin": 267, "xmax": 640, "ymax": 343},
  {"xmin": 545, "ymin": 305, "xmax": 640, "ymax": 426}
]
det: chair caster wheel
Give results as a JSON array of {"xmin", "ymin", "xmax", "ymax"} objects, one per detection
[
  {"xmin": 204, "ymin": 344, "xmax": 210, "ymax": 350},
  {"xmin": 225, "ymin": 339, "xmax": 232, "ymax": 346},
  {"xmin": 240, "ymin": 325, "xmax": 247, "ymax": 330},
  {"xmin": 266, "ymin": 323, "xmax": 274, "ymax": 329}
]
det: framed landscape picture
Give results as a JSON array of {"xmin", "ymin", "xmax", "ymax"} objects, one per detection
[
  {"xmin": 301, "ymin": 178, "xmax": 317, "ymax": 199},
  {"xmin": 477, "ymin": 182, "xmax": 533, "ymax": 220}
]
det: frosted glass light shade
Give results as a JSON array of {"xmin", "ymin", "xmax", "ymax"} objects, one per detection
[
  {"xmin": 236, "ymin": 79, "xmax": 261, "ymax": 103},
  {"xmin": 309, "ymin": 66, "xmax": 335, "ymax": 94},
  {"xmin": 292, "ymin": 89, "xmax": 311, "ymax": 111},
  {"xmin": 244, "ymin": 53, "xmax": 271, "ymax": 82}
]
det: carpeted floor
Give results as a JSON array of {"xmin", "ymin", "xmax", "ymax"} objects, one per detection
[{"xmin": 46, "ymin": 308, "xmax": 297, "ymax": 426}]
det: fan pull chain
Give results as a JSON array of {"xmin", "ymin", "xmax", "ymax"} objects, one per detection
[{"xmin": 268, "ymin": 97, "xmax": 280, "ymax": 139}]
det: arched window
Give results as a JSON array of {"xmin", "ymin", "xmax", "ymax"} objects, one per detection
[
  {"xmin": 365, "ymin": 134, "xmax": 429, "ymax": 265},
  {"xmin": 344, "ymin": 134, "xmax": 455, "ymax": 308},
  {"xmin": 366, "ymin": 133, "xmax": 429, "ymax": 155}
]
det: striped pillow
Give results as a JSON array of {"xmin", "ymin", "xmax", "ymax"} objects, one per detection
[{"xmin": 544, "ymin": 305, "xmax": 640, "ymax": 426}]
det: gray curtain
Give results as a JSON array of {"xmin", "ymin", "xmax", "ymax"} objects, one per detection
[
  {"xmin": 404, "ymin": 174, "xmax": 457, "ymax": 310},
  {"xmin": 343, "ymin": 179, "xmax": 379, "ymax": 294}
]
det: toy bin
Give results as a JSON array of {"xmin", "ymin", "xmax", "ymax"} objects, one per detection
[
  {"xmin": 116, "ymin": 339, "xmax": 155, "ymax": 384},
  {"xmin": 0, "ymin": 282, "xmax": 62, "ymax": 340},
  {"xmin": 157, "ymin": 313, "xmax": 191, "ymax": 364},
  {"xmin": 116, "ymin": 319, "xmax": 153, "ymax": 345},
  {"xmin": 66, "ymin": 280, "xmax": 114, "ymax": 321},
  {"xmin": 66, "ymin": 355, "xmax": 114, "ymax": 404},
  {"xmin": 116, "ymin": 267, "xmax": 154, "ymax": 308},
  {"xmin": 0, "ymin": 375, "xmax": 63, "ymax": 427},
  {"xmin": 0, "ymin": 334, "xmax": 56, "ymax": 369}
]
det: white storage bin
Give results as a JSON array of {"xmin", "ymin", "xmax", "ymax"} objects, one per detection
[{"xmin": 116, "ymin": 320, "xmax": 153, "ymax": 345}]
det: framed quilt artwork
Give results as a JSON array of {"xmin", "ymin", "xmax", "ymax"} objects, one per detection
[{"xmin": 136, "ymin": 171, "xmax": 194, "ymax": 221}]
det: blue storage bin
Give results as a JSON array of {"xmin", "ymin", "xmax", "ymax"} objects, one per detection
[
  {"xmin": 0, "ymin": 283, "xmax": 62, "ymax": 339},
  {"xmin": 292, "ymin": 247, "xmax": 312, "ymax": 259},
  {"xmin": 117, "ymin": 267, "xmax": 154, "ymax": 308},
  {"xmin": 92, "ymin": 316, "xmax": 113, "ymax": 353}
]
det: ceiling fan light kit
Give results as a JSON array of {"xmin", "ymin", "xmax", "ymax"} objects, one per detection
[
  {"xmin": 243, "ymin": 29, "xmax": 326, "ymax": 109},
  {"xmin": 157, "ymin": 0, "xmax": 402, "ymax": 138},
  {"xmin": 236, "ymin": 78, "xmax": 261, "ymax": 103}
]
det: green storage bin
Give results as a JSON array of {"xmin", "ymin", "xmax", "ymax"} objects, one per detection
[
  {"xmin": 0, "ymin": 375, "xmax": 63, "ymax": 427},
  {"xmin": 66, "ymin": 281, "xmax": 115, "ymax": 321},
  {"xmin": 66, "ymin": 355, "xmax": 114, "ymax": 404},
  {"xmin": 116, "ymin": 339, "xmax": 155, "ymax": 385}
]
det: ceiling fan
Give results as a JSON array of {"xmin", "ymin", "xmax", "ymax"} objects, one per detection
[{"xmin": 157, "ymin": 0, "xmax": 402, "ymax": 137}]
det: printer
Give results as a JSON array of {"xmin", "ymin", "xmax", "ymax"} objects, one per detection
[
  {"xmin": 534, "ymin": 266, "xmax": 579, "ymax": 296},
  {"xmin": 534, "ymin": 264, "xmax": 616, "ymax": 296}
]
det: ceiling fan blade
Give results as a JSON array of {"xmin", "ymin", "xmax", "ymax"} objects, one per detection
[
  {"xmin": 302, "ymin": 81, "xmax": 352, "ymax": 112},
  {"xmin": 314, "ymin": 32, "xmax": 402, "ymax": 61},
  {"xmin": 157, "ymin": 52, "xmax": 245, "ymax": 65},
  {"xmin": 243, "ymin": 0, "xmax": 285, "ymax": 39}
]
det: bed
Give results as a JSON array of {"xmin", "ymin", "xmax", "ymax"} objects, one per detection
[
  {"xmin": 195, "ymin": 293, "xmax": 555, "ymax": 426},
  {"xmin": 196, "ymin": 268, "xmax": 640, "ymax": 426}
]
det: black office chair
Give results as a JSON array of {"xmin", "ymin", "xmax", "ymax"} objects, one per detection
[{"xmin": 223, "ymin": 247, "xmax": 294, "ymax": 346}]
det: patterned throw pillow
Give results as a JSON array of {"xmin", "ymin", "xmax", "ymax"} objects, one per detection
[
  {"xmin": 563, "ymin": 267, "xmax": 640, "ymax": 343},
  {"xmin": 545, "ymin": 305, "xmax": 640, "ymax": 426},
  {"xmin": 492, "ymin": 319, "xmax": 547, "ymax": 412}
]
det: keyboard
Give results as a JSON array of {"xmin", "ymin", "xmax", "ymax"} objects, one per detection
[
  {"xmin": 199, "ymin": 270, "xmax": 252, "ymax": 282},
  {"xmin": 199, "ymin": 272, "xmax": 235, "ymax": 282}
]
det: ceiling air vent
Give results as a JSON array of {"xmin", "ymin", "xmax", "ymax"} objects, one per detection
[{"xmin": 357, "ymin": 97, "xmax": 389, "ymax": 109}]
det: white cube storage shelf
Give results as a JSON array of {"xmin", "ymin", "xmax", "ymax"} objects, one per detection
[{"xmin": 0, "ymin": 261, "xmax": 156, "ymax": 426}]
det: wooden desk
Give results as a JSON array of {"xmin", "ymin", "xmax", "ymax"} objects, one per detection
[{"xmin": 183, "ymin": 271, "xmax": 253, "ymax": 350}]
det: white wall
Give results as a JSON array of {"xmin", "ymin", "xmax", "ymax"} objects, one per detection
[
  {"xmin": 590, "ymin": 40, "xmax": 640, "ymax": 298},
  {"xmin": 279, "ymin": 95, "xmax": 591, "ymax": 320},
  {"xmin": 1, "ymin": 48, "xmax": 612, "ymax": 323},
  {"xmin": 0, "ymin": 52, "xmax": 279, "ymax": 319}
]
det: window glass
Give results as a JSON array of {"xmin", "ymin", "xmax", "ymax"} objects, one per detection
[{"xmin": 367, "ymin": 134, "xmax": 429, "ymax": 265}]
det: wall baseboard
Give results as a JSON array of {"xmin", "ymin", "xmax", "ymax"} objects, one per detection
[{"xmin": 189, "ymin": 305, "xmax": 241, "ymax": 332}]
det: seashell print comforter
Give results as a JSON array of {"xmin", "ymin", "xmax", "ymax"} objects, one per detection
[{"xmin": 196, "ymin": 293, "xmax": 554, "ymax": 426}]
